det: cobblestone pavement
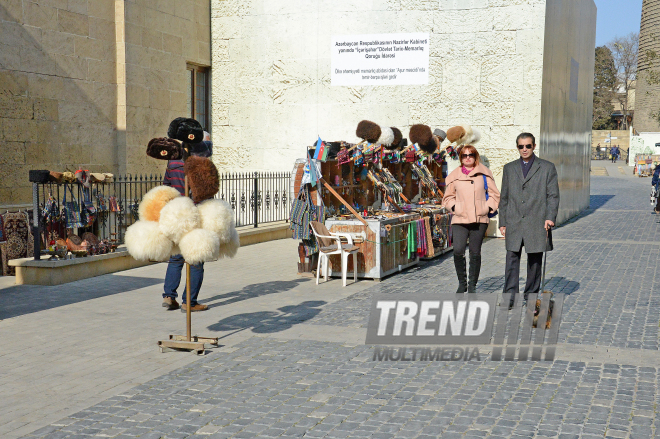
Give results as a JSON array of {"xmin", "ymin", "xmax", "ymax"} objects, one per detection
[{"xmin": 10, "ymin": 161, "xmax": 660, "ymax": 439}]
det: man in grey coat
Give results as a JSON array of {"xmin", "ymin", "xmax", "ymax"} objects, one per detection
[{"xmin": 499, "ymin": 133, "xmax": 560, "ymax": 304}]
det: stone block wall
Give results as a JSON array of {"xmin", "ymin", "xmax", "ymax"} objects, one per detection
[
  {"xmin": 210, "ymin": 0, "xmax": 548, "ymax": 181},
  {"xmin": 0, "ymin": 0, "xmax": 211, "ymax": 206},
  {"xmin": 0, "ymin": 1, "xmax": 117, "ymax": 206},
  {"xmin": 122, "ymin": 0, "xmax": 211, "ymax": 176},
  {"xmin": 592, "ymin": 130, "xmax": 630, "ymax": 151}
]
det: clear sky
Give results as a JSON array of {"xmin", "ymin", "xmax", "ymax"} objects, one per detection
[{"xmin": 595, "ymin": 0, "xmax": 643, "ymax": 47}]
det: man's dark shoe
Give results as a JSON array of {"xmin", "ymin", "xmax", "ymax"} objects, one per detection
[
  {"xmin": 181, "ymin": 303, "xmax": 209, "ymax": 312},
  {"xmin": 162, "ymin": 297, "xmax": 180, "ymax": 310}
]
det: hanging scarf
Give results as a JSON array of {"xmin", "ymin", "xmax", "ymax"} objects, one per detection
[{"xmin": 424, "ymin": 217, "xmax": 434, "ymax": 258}]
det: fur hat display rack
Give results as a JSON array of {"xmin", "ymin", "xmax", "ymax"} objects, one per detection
[{"xmin": 127, "ymin": 117, "xmax": 239, "ymax": 353}]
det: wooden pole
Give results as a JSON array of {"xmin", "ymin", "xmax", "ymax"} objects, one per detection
[
  {"xmin": 319, "ymin": 178, "xmax": 368, "ymax": 226},
  {"xmin": 184, "ymin": 174, "xmax": 192, "ymax": 342}
]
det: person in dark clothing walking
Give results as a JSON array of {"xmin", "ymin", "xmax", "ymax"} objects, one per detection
[
  {"xmin": 499, "ymin": 133, "xmax": 560, "ymax": 305},
  {"xmin": 161, "ymin": 132, "xmax": 213, "ymax": 312}
]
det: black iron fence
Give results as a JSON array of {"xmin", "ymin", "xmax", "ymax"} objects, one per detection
[
  {"xmin": 34, "ymin": 172, "xmax": 290, "ymax": 259},
  {"xmin": 36, "ymin": 175, "xmax": 161, "ymax": 251},
  {"xmin": 217, "ymin": 172, "xmax": 290, "ymax": 228}
]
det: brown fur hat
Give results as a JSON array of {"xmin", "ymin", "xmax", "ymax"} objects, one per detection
[
  {"xmin": 184, "ymin": 156, "xmax": 219, "ymax": 203},
  {"xmin": 147, "ymin": 137, "xmax": 182, "ymax": 160},
  {"xmin": 356, "ymin": 120, "xmax": 381, "ymax": 143},
  {"xmin": 446, "ymin": 126, "xmax": 466, "ymax": 144},
  {"xmin": 391, "ymin": 127, "xmax": 403, "ymax": 150},
  {"xmin": 409, "ymin": 124, "xmax": 436, "ymax": 154}
]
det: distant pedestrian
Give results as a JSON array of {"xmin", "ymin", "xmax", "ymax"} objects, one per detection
[
  {"xmin": 443, "ymin": 145, "xmax": 500, "ymax": 294},
  {"xmin": 596, "ymin": 143, "xmax": 601, "ymax": 159},
  {"xmin": 611, "ymin": 145, "xmax": 619, "ymax": 163},
  {"xmin": 499, "ymin": 133, "xmax": 560, "ymax": 306}
]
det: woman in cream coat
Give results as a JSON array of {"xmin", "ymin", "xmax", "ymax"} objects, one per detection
[{"xmin": 443, "ymin": 145, "xmax": 500, "ymax": 293}]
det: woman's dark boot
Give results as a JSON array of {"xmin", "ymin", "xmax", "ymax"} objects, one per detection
[
  {"xmin": 468, "ymin": 254, "xmax": 481, "ymax": 294},
  {"xmin": 454, "ymin": 254, "xmax": 467, "ymax": 294}
]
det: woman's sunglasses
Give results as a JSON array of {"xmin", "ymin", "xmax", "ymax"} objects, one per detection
[{"xmin": 461, "ymin": 153, "xmax": 475, "ymax": 158}]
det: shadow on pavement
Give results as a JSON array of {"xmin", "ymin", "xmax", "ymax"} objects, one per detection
[
  {"xmin": 543, "ymin": 277, "xmax": 580, "ymax": 295},
  {"xmin": 0, "ymin": 275, "xmax": 164, "ymax": 320},
  {"xmin": 202, "ymin": 279, "xmax": 310, "ymax": 308},
  {"xmin": 476, "ymin": 275, "xmax": 580, "ymax": 296},
  {"xmin": 207, "ymin": 300, "xmax": 326, "ymax": 335},
  {"xmin": 589, "ymin": 194, "xmax": 616, "ymax": 210}
]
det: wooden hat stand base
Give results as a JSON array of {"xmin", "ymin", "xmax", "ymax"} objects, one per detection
[{"xmin": 157, "ymin": 176, "xmax": 219, "ymax": 355}]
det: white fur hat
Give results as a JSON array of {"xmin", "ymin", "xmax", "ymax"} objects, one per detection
[
  {"xmin": 138, "ymin": 186, "xmax": 180, "ymax": 222},
  {"xmin": 158, "ymin": 197, "xmax": 201, "ymax": 244},
  {"xmin": 179, "ymin": 228, "xmax": 220, "ymax": 265},
  {"xmin": 125, "ymin": 220, "xmax": 173, "ymax": 262},
  {"xmin": 459, "ymin": 125, "xmax": 481, "ymax": 145},
  {"xmin": 377, "ymin": 127, "xmax": 395, "ymax": 147},
  {"xmin": 197, "ymin": 199, "xmax": 236, "ymax": 244},
  {"xmin": 218, "ymin": 228, "xmax": 240, "ymax": 259}
]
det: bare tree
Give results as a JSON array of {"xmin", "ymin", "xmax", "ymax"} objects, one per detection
[{"xmin": 608, "ymin": 32, "xmax": 638, "ymax": 130}]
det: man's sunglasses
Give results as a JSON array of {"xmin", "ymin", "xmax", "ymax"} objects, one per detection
[
  {"xmin": 517, "ymin": 144, "xmax": 534, "ymax": 150},
  {"xmin": 461, "ymin": 153, "xmax": 476, "ymax": 158}
]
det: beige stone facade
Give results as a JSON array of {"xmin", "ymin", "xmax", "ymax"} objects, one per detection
[
  {"xmin": 635, "ymin": 0, "xmax": 660, "ymax": 133},
  {"xmin": 210, "ymin": 0, "xmax": 596, "ymax": 224},
  {"xmin": 592, "ymin": 130, "xmax": 630, "ymax": 151},
  {"xmin": 0, "ymin": 0, "xmax": 210, "ymax": 207}
]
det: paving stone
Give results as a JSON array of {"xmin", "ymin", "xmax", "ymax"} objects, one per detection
[{"xmin": 11, "ymin": 168, "xmax": 660, "ymax": 439}]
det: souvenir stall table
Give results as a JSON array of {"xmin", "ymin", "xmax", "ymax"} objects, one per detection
[
  {"xmin": 291, "ymin": 149, "xmax": 453, "ymax": 280},
  {"xmin": 635, "ymin": 155, "xmax": 660, "ymax": 176}
]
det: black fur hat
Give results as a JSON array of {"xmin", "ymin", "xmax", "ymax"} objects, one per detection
[
  {"xmin": 167, "ymin": 117, "xmax": 204, "ymax": 143},
  {"xmin": 391, "ymin": 127, "xmax": 403, "ymax": 150},
  {"xmin": 356, "ymin": 120, "xmax": 381, "ymax": 143},
  {"xmin": 409, "ymin": 124, "xmax": 436, "ymax": 154},
  {"xmin": 147, "ymin": 137, "xmax": 183, "ymax": 160}
]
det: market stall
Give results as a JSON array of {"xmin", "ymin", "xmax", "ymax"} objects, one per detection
[
  {"xmin": 634, "ymin": 154, "xmax": 660, "ymax": 176},
  {"xmin": 290, "ymin": 125, "xmax": 454, "ymax": 280}
]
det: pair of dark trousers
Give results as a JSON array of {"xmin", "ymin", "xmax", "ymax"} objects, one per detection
[
  {"xmin": 452, "ymin": 223, "xmax": 488, "ymax": 256},
  {"xmin": 504, "ymin": 245, "xmax": 543, "ymax": 299},
  {"xmin": 163, "ymin": 254, "xmax": 204, "ymax": 305}
]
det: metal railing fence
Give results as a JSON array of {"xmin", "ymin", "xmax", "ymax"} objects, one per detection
[
  {"xmin": 592, "ymin": 146, "xmax": 628, "ymax": 161},
  {"xmin": 33, "ymin": 172, "xmax": 290, "ymax": 260}
]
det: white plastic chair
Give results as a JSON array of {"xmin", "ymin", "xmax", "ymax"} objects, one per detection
[{"xmin": 310, "ymin": 221, "xmax": 359, "ymax": 287}]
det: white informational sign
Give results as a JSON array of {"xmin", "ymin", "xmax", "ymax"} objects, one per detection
[{"xmin": 331, "ymin": 33, "xmax": 430, "ymax": 86}]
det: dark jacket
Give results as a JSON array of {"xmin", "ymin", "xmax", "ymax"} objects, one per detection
[
  {"xmin": 652, "ymin": 165, "xmax": 660, "ymax": 187},
  {"xmin": 499, "ymin": 155, "xmax": 560, "ymax": 253}
]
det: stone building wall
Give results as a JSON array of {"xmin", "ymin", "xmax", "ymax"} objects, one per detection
[
  {"xmin": 209, "ymin": 0, "xmax": 548, "ymax": 180},
  {"xmin": 635, "ymin": 0, "xmax": 660, "ymax": 133},
  {"xmin": 122, "ymin": 0, "xmax": 211, "ymax": 176},
  {"xmin": 0, "ymin": 0, "xmax": 211, "ymax": 207},
  {"xmin": 0, "ymin": 1, "xmax": 118, "ymax": 206},
  {"xmin": 210, "ymin": 0, "xmax": 596, "ymax": 227}
]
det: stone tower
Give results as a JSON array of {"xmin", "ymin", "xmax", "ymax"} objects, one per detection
[{"xmin": 635, "ymin": 0, "xmax": 660, "ymax": 132}]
